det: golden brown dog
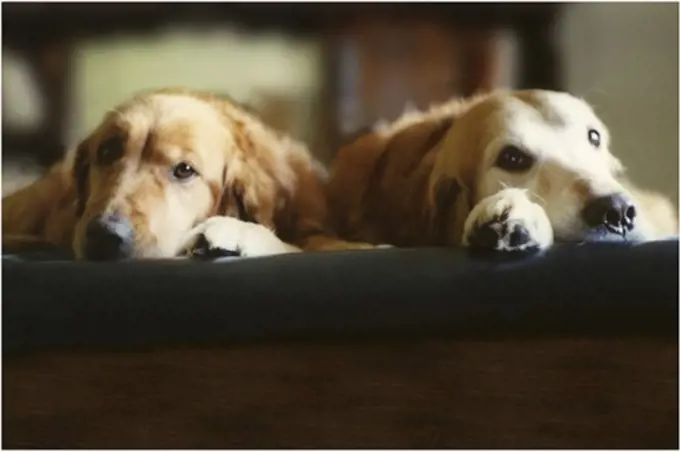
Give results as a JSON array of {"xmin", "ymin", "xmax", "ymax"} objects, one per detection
[
  {"xmin": 328, "ymin": 90, "xmax": 678, "ymax": 252},
  {"xmin": 2, "ymin": 88, "xmax": 370, "ymax": 260}
]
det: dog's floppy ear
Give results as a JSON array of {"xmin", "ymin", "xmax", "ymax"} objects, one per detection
[
  {"xmin": 71, "ymin": 139, "xmax": 91, "ymax": 218},
  {"xmin": 212, "ymin": 114, "xmax": 288, "ymax": 230},
  {"xmin": 381, "ymin": 115, "xmax": 455, "ymax": 175},
  {"xmin": 213, "ymin": 172, "xmax": 258, "ymax": 225},
  {"xmin": 434, "ymin": 177, "xmax": 462, "ymax": 216},
  {"xmin": 431, "ymin": 175, "xmax": 473, "ymax": 244},
  {"xmin": 424, "ymin": 116, "xmax": 477, "ymax": 245}
]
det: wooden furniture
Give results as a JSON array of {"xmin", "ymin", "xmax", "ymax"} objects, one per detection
[
  {"xmin": 3, "ymin": 242, "xmax": 678, "ymax": 448},
  {"xmin": 2, "ymin": 3, "xmax": 563, "ymax": 165},
  {"xmin": 5, "ymin": 338, "xmax": 676, "ymax": 449}
]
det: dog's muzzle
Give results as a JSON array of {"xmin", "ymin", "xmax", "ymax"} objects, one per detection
[{"xmin": 84, "ymin": 213, "xmax": 135, "ymax": 261}]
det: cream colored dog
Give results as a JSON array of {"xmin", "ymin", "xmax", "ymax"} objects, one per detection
[{"xmin": 328, "ymin": 90, "xmax": 678, "ymax": 252}]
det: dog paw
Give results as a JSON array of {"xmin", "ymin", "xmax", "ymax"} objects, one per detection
[
  {"xmin": 181, "ymin": 216, "xmax": 291, "ymax": 259},
  {"xmin": 463, "ymin": 188, "xmax": 553, "ymax": 253}
]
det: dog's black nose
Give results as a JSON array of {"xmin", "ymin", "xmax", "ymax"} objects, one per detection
[
  {"xmin": 582, "ymin": 194, "xmax": 637, "ymax": 235},
  {"xmin": 84, "ymin": 213, "xmax": 135, "ymax": 261}
]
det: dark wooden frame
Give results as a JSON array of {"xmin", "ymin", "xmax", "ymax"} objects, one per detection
[
  {"xmin": 4, "ymin": 336, "xmax": 677, "ymax": 448},
  {"xmin": 2, "ymin": 3, "xmax": 563, "ymax": 165}
]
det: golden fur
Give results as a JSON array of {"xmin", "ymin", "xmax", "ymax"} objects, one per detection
[
  {"xmin": 3, "ymin": 88, "xmax": 370, "ymax": 259},
  {"xmin": 328, "ymin": 90, "xmax": 678, "ymax": 250}
]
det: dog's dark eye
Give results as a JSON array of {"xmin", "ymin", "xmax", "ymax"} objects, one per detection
[
  {"xmin": 97, "ymin": 137, "xmax": 124, "ymax": 165},
  {"xmin": 588, "ymin": 128, "xmax": 601, "ymax": 148},
  {"xmin": 172, "ymin": 162, "xmax": 197, "ymax": 180},
  {"xmin": 495, "ymin": 145, "xmax": 535, "ymax": 172}
]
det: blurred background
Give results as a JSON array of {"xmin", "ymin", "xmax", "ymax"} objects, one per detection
[{"xmin": 2, "ymin": 2, "xmax": 678, "ymax": 205}]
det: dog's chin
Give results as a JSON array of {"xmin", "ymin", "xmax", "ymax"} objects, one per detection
[
  {"xmin": 134, "ymin": 246, "xmax": 178, "ymax": 260},
  {"xmin": 84, "ymin": 245, "xmax": 172, "ymax": 261},
  {"xmin": 557, "ymin": 226, "xmax": 648, "ymax": 245}
]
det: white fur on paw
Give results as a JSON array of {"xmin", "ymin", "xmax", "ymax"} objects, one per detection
[
  {"xmin": 463, "ymin": 188, "xmax": 554, "ymax": 252},
  {"xmin": 182, "ymin": 216, "xmax": 290, "ymax": 258}
]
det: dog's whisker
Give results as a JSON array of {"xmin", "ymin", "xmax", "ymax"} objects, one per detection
[
  {"xmin": 499, "ymin": 181, "xmax": 514, "ymax": 190},
  {"xmin": 529, "ymin": 191, "xmax": 547, "ymax": 206}
]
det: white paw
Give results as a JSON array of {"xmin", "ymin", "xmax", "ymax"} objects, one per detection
[
  {"xmin": 463, "ymin": 188, "xmax": 554, "ymax": 253},
  {"xmin": 181, "ymin": 216, "xmax": 291, "ymax": 258}
]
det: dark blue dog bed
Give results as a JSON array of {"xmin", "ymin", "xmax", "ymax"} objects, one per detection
[{"xmin": 4, "ymin": 240, "xmax": 678, "ymax": 353}]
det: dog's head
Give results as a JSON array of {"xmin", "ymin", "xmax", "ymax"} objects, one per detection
[
  {"xmin": 70, "ymin": 89, "xmax": 304, "ymax": 260},
  {"xmin": 430, "ymin": 89, "xmax": 661, "ymax": 243}
]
